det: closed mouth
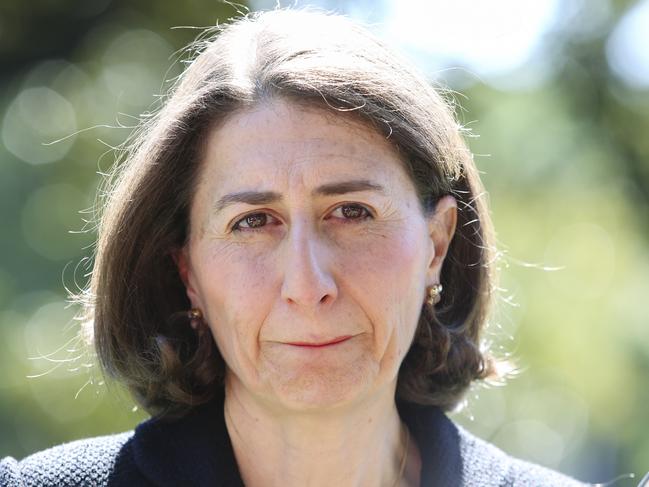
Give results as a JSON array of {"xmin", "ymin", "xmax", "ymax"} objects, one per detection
[{"xmin": 285, "ymin": 336, "xmax": 353, "ymax": 348}]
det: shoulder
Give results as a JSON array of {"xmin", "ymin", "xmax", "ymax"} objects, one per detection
[
  {"xmin": 454, "ymin": 423, "xmax": 589, "ymax": 486},
  {"xmin": 398, "ymin": 401, "xmax": 590, "ymax": 486},
  {"xmin": 0, "ymin": 431, "xmax": 149, "ymax": 487},
  {"xmin": 1, "ymin": 396, "xmax": 242, "ymax": 487}
]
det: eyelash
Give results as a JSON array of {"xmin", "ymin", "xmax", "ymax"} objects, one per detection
[{"xmin": 231, "ymin": 203, "xmax": 373, "ymax": 233}]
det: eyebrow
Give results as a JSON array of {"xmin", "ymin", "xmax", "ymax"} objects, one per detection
[{"xmin": 212, "ymin": 179, "xmax": 386, "ymax": 213}]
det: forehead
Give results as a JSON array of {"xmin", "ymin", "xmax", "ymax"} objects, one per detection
[{"xmin": 199, "ymin": 99, "xmax": 413, "ymax": 191}]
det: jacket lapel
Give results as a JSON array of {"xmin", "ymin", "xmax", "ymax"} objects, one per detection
[
  {"xmin": 399, "ymin": 401, "xmax": 464, "ymax": 487},
  {"xmin": 131, "ymin": 393, "xmax": 244, "ymax": 487}
]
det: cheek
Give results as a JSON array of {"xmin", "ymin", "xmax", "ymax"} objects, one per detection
[
  {"xmin": 344, "ymin": 221, "xmax": 427, "ymax": 294},
  {"xmin": 339, "ymin": 224, "xmax": 428, "ymax": 343},
  {"xmin": 193, "ymin": 243, "xmax": 276, "ymax": 357}
]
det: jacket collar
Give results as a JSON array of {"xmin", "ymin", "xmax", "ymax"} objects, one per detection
[
  {"xmin": 130, "ymin": 393, "xmax": 462, "ymax": 487},
  {"xmin": 398, "ymin": 400, "xmax": 463, "ymax": 486},
  {"xmin": 131, "ymin": 391, "xmax": 244, "ymax": 487}
]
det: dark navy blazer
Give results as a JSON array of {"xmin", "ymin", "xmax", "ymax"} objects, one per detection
[{"xmin": 0, "ymin": 395, "xmax": 589, "ymax": 486}]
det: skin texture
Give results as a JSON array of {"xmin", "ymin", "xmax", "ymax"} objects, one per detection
[{"xmin": 177, "ymin": 98, "xmax": 457, "ymax": 486}]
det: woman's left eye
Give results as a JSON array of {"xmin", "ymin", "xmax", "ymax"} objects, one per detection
[{"xmin": 329, "ymin": 204, "xmax": 372, "ymax": 221}]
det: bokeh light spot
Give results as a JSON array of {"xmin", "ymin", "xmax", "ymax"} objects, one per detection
[
  {"xmin": 24, "ymin": 300, "xmax": 99, "ymax": 423},
  {"xmin": 2, "ymin": 87, "xmax": 77, "ymax": 165},
  {"xmin": 100, "ymin": 29, "xmax": 176, "ymax": 108},
  {"xmin": 606, "ymin": 0, "xmax": 649, "ymax": 89},
  {"xmin": 21, "ymin": 183, "xmax": 88, "ymax": 261}
]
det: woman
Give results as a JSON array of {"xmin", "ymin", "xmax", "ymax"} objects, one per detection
[{"xmin": 0, "ymin": 9, "xmax": 590, "ymax": 487}]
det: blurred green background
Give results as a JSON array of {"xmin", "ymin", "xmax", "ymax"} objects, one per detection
[{"xmin": 1, "ymin": 0, "xmax": 647, "ymax": 484}]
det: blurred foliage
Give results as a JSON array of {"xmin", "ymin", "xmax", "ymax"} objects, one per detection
[{"xmin": 0, "ymin": 0, "xmax": 647, "ymax": 485}]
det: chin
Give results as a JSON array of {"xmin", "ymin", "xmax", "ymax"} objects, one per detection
[{"xmin": 258, "ymin": 351, "xmax": 382, "ymax": 411}]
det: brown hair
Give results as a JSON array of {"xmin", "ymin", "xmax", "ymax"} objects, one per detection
[{"xmin": 84, "ymin": 8, "xmax": 506, "ymax": 418}]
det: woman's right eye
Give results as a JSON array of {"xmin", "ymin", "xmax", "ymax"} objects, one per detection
[{"xmin": 232, "ymin": 212, "xmax": 277, "ymax": 232}]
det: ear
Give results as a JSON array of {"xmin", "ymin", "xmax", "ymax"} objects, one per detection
[
  {"xmin": 172, "ymin": 247, "xmax": 202, "ymax": 309},
  {"xmin": 426, "ymin": 195, "xmax": 458, "ymax": 283}
]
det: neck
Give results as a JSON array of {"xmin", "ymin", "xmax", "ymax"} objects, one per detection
[{"xmin": 223, "ymin": 378, "xmax": 415, "ymax": 487}]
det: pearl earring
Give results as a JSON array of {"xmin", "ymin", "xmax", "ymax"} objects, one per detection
[
  {"xmin": 188, "ymin": 308, "xmax": 203, "ymax": 330},
  {"xmin": 426, "ymin": 284, "xmax": 443, "ymax": 307}
]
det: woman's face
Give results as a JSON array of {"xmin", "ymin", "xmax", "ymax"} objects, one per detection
[{"xmin": 178, "ymin": 98, "xmax": 456, "ymax": 411}]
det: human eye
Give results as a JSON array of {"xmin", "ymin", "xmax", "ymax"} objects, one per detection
[
  {"xmin": 231, "ymin": 212, "xmax": 279, "ymax": 232},
  {"xmin": 328, "ymin": 203, "xmax": 373, "ymax": 222}
]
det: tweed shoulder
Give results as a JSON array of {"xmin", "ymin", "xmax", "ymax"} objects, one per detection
[
  {"xmin": 454, "ymin": 422, "xmax": 591, "ymax": 486},
  {"xmin": 0, "ymin": 432, "xmax": 149, "ymax": 487}
]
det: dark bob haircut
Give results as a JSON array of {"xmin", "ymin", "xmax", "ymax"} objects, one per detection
[{"xmin": 82, "ymin": 8, "xmax": 507, "ymax": 418}]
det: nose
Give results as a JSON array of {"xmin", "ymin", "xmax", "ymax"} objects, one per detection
[{"xmin": 280, "ymin": 222, "xmax": 338, "ymax": 308}]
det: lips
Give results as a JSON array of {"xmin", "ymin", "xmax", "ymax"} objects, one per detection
[{"xmin": 285, "ymin": 335, "xmax": 353, "ymax": 348}]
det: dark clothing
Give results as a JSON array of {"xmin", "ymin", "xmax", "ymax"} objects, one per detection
[{"xmin": 0, "ymin": 396, "xmax": 589, "ymax": 486}]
